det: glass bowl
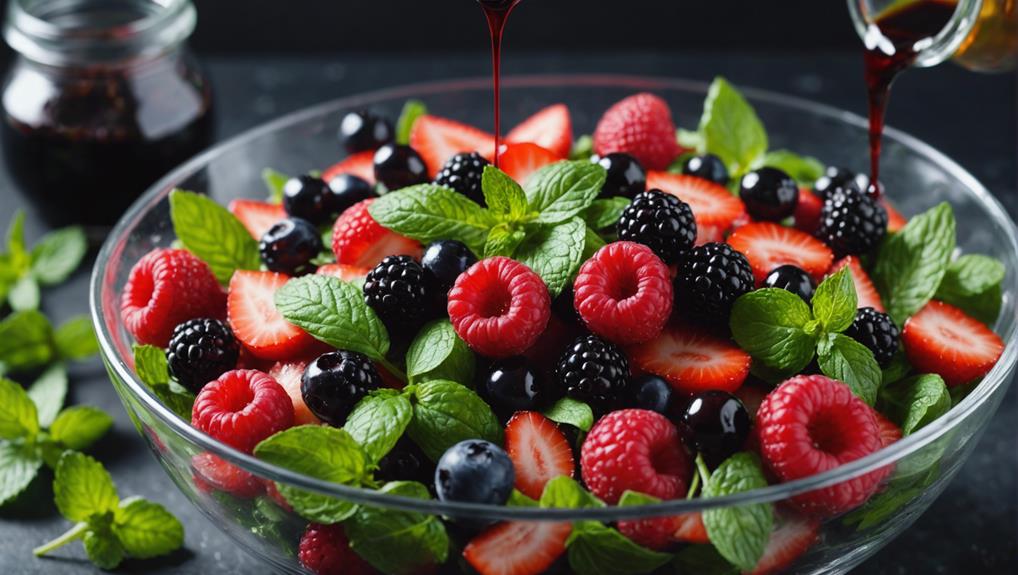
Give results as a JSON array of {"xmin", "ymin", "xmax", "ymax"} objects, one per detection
[{"xmin": 89, "ymin": 75, "xmax": 1018, "ymax": 574}]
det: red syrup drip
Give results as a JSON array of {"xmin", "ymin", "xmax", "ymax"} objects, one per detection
[
  {"xmin": 864, "ymin": 0, "xmax": 956, "ymax": 198},
  {"xmin": 479, "ymin": 0, "xmax": 522, "ymax": 168}
]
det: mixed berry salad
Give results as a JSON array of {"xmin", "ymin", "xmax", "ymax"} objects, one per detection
[{"xmin": 119, "ymin": 77, "xmax": 1007, "ymax": 575}]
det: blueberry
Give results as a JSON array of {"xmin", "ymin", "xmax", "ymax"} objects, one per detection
[
  {"xmin": 421, "ymin": 240, "xmax": 478, "ymax": 310},
  {"xmin": 739, "ymin": 167, "xmax": 799, "ymax": 222},
  {"xmin": 339, "ymin": 110, "xmax": 393, "ymax": 153},
  {"xmin": 680, "ymin": 391, "xmax": 751, "ymax": 465},
  {"xmin": 628, "ymin": 374, "xmax": 672, "ymax": 415},
  {"xmin": 259, "ymin": 218, "xmax": 323, "ymax": 276},
  {"xmin": 763, "ymin": 264, "xmax": 816, "ymax": 303},
  {"xmin": 301, "ymin": 351, "xmax": 382, "ymax": 427},
  {"xmin": 681, "ymin": 154, "xmax": 729, "ymax": 186},
  {"xmin": 435, "ymin": 440, "xmax": 515, "ymax": 506},
  {"xmin": 596, "ymin": 153, "xmax": 646, "ymax": 199},
  {"xmin": 374, "ymin": 144, "xmax": 429, "ymax": 191},
  {"xmin": 283, "ymin": 175, "xmax": 333, "ymax": 225},
  {"xmin": 327, "ymin": 173, "xmax": 378, "ymax": 216},
  {"xmin": 376, "ymin": 438, "xmax": 434, "ymax": 485},
  {"xmin": 484, "ymin": 356, "xmax": 546, "ymax": 414}
]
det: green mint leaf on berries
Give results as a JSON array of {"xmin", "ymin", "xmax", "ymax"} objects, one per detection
[
  {"xmin": 345, "ymin": 481, "xmax": 449, "ymax": 574},
  {"xmin": 617, "ymin": 490, "xmax": 660, "ymax": 507},
  {"xmin": 539, "ymin": 476, "xmax": 605, "ymax": 509},
  {"xmin": 729, "ymin": 288, "xmax": 817, "ymax": 377},
  {"xmin": 543, "ymin": 397, "xmax": 595, "ymax": 433},
  {"xmin": 483, "ymin": 165, "xmax": 530, "ymax": 222},
  {"xmin": 0, "ymin": 310, "xmax": 56, "ymax": 374},
  {"xmin": 262, "ymin": 168, "xmax": 291, "ymax": 204},
  {"xmin": 676, "ymin": 128, "xmax": 704, "ymax": 151},
  {"xmin": 53, "ymin": 315, "xmax": 99, "ymax": 360},
  {"xmin": 405, "ymin": 380, "xmax": 503, "ymax": 461},
  {"xmin": 30, "ymin": 226, "xmax": 88, "ymax": 286},
  {"xmin": 583, "ymin": 197, "xmax": 631, "ymax": 231},
  {"xmin": 169, "ymin": 189, "xmax": 261, "ymax": 284},
  {"xmin": 133, "ymin": 345, "xmax": 195, "ymax": 420},
  {"xmin": 515, "ymin": 216, "xmax": 587, "ymax": 298},
  {"xmin": 112, "ymin": 496, "xmax": 185, "ymax": 559},
  {"xmin": 566, "ymin": 521, "xmax": 673, "ymax": 575},
  {"xmin": 811, "ymin": 266, "xmax": 858, "ymax": 334},
  {"xmin": 843, "ymin": 466, "xmax": 938, "ymax": 531},
  {"xmin": 405, "ymin": 320, "xmax": 475, "ymax": 385},
  {"xmin": 524, "ymin": 161, "xmax": 605, "ymax": 225},
  {"xmin": 484, "ymin": 223, "xmax": 527, "ymax": 258},
  {"xmin": 344, "ymin": 389, "xmax": 413, "ymax": 465},
  {"xmin": 816, "ymin": 333, "xmax": 882, "ymax": 406},
  {"xmin": 698, "ymin": 77, "xmax": 768, "ymax": 177},
  {"xmin": 508, "ymin": 489, "xmax": 538, "ymax": 507},
  {"xmin": 873, "ymin": 202, "xmax": 956, "ymax": 325},
  {"xmin": 396, "ymin": 99, "xmax": 428, "ymax": 146},
  {"xmin": 935, "ymin": 254, "xmax": 1006, "ymax": 325},
  {"xmin": 701, "ymin": 452, "xmax": 774, "ymax": 572},
  {"xmin": 879, "ymin": 374, "xmax": 951, "ymax": 435},
  {"xmin": 254, "ymin": 425, "xmax": 371, "ymax": 523},
  {"xmin": 369, "ymin": 184, "xmax": 497, "ymax": 256},
  {"xmin": 28, "ymin": 364, "xmax": 68, "ymax": 428},
  {"xmin": 756, "ymin": 150, "xmax": 825, "ymax": 185}
]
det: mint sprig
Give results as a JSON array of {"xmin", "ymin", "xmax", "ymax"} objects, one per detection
[
  {"xmin": 368, "ymin": 184, "xmax": 497, "ymax": 255},
  {"xmin": 0, "ymin": 211, "xmax": 88, "ymax": 312},
  {"xmin": 515, "ymin": 217, "xmax": 587, "ymax": 297},
  {"xmin": 879, "ymin": 374, "xmax": 951, "ymax": 435},
  {"xmin": 405, "ymin": 379, "xmax": 503, "ymax": 461},
  {"xmin": 525, "ymin": 162, "xmax": 606, "ymax": 225},
  {"xmin": 343, "ymin": 389, "xmax": 413, "ymax": 465},
  {"xmin": 262, "ymin": 168, "xmax": 291, "ymax": 204},
  {"xmin": 543, "ymin": 397, "xmax": 595, "ymax": 433},
  {"xmin": 583, "ymin": 197, "xmax": 631, "ymax": 231},
  {"xmin": 483, "ymin": 165, "xmax": 530, "ymax": 222},
  {"xmin": 133, "ymin": 345, "xmax": 195, "ymax": 420},
  {"xmin": 169, "ymin": 189, "xmax": 262, "ymax": 284},
  {"xmin": 934, "ymin": 253, "xmax": 1005, "ymax": 325},
  {"xmin": 701, "ymin": 452, "xmax": 774, "ymax": 572},
  {"xmin": 404, "ymin": 319, "xmax": 475, "ymax": 385},
  {"xmin": 817, "ymin": 334, "xmax": 882, "ymax": 405},
  {"xmin": 755, "ymin": 150, "xmax": 825, "ymax": 185}
]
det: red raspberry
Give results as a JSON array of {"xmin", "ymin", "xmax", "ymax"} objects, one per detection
[
  {"xmin": 755, "ymin": 375, "xmax": 888, "ymax": 516},
  {"xmin": 120, "ymin": 248, "xmax": 226, "ymax": 346},
  {"xmin": 574, "ymin": 241, "xmax": 673, "ymax": 346},
  {"xmin": 447, "ymin": 257, "xmax": 551, "ymax": 358},
  {"xmin": 581, "ymin": 409, "xmax": 690, "ymax": 504},
  {"xmin": 191, "ymin": 370, "xmax": 294, "ymax": 453},
  {"xmin": 331, "ymin": 198, "xmax": 421, "ymax": 268},
  {"xmin": 593, "ymin": 93, "xmax": 683, "ymax": 170},
  {"xmin": 298, "ymin": 523, "xmax": 377, "ymax": 575},
  {"xmin": 191, "ymin": 452, "xmax": 264, "ymax": 499}
]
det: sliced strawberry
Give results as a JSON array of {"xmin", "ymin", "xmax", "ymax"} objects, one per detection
[
  {"xmin": 268, "ymin": 358, "xmax": 321, "ymax": 426},
  {"xmin": 227, "ymin": 270, "xmax": 320, "ymax": 361},
  {"xmin": 874, "ymin": 410, "xmax": 902, "ymax": 447},
  {"xmin": 410, "ymin": 114, "xmax": 496, "ymax": 177},
  {"xmin": 902, "ymin": 300, "xmax": 1005, "ymax": 386},
  {"xmin": 672, "ymin": 512, "xmax": 709, "ymax": 544},
  {"xmin": 322, "ymin": 150, "xmax": 376, "ymax": 184},
  {"xmin": 884, "ymin": 199, "xmax": 908, "ymax": 232},
  {"xmin": 830, "ymin": 256, "xmax": 884, "ymax": 312},
  {"xmin": 793, "ymin": 187, "xmax": 824, "ymax": 234},
  {"xmin": 229, "ymin": 199, "xmax": 287, "ymax": 240},
  {"xmin": 506, "ymin": 104, "xmax": 573, "ymax": 159},
  {"xmin": 464, "ymin": 520, "xmax": 571, "ymax": 575},
  {"xmin": 504, "ymin": 412, "xmax": 575, "ymax": 500},
  {"xmin": 747, "ymin": 513, "xmax": 820, "ymax": 575},
  {"xmin": 628, "ymin": 324, "xmax": 751, "ymax": 394},
  {"xmin": 646, "ymin": 171, "xmax": 746, "ymax": 244},
  {"xmin": 492, "ymin": 142, "xmax": 561, "ymax": 186},
  {"xmin": 331, "ymin": 198, "xmax": 422, "ymax": 268},
  {"xmin": 727, "ymin": 222, "xmax": 834, "ymax": 284},
  {"xmin": 316, "ymin": 263, "xmax": 370, "ymax": 282}
]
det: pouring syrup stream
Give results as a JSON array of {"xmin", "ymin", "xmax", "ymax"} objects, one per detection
[{"xmin": 479, "ymin": 0, "xmax": 522, "ymax": 168}]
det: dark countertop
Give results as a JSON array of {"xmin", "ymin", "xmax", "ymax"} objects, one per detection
[{"xmin": 0, "ymin": 52, "xmax": 1014, "ymax": 574}]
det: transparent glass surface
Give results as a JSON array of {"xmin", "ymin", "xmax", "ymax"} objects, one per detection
[{"xmin": 90, "ymin": 76, "xmax": 1018, "ymax": 574}]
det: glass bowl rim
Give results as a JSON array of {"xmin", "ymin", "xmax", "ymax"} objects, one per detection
[{"xmin": 90, "ymin": 74, "xmax": 1018, "ymax": 522}]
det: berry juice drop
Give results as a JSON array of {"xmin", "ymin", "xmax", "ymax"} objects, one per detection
[{"xmin": 478, "ymin": 0, "xmax": 522, "ymax": 168}]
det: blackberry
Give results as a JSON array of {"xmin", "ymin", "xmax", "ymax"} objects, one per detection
[
  {"xmin": 259, "ymin": 218, "xmax": 323, "ymax": 276},
  {"xmin": 673, "ymin": 242, "xmax": 754, "ymax": 322},
  {"xmin": 301, "ymin": 350, "xmax": 382, "ymax": 426},
  {"xmin": 556, "ymin": 335, "xmax": 630, "ymax": 410},
  {"xmin": 816, "ymin": 186, "xmax": 888, "ymax": 257},
  {"xmin": 283, "ymin": 175, "xmax": 333, "ymax": 225},
  {"xmin": 166, "ymin": 318, "xmax": 240, "ymax": 393},
  {"xmin": 764, "ymin": 264, "xmax": 816, "ymax": 303},
  {"xmin": 596, "ymin": 153, "xmax": 646, "ymax": 199},
  {"xmin": 739, "ymin": 167, "xmax": 799, "ymax": 222},
  {"xmin": 681, "ymin": 154, "xmax": 729, "ymax": 186},
  {"xmin": 813, "ymin": 166, "xmax": 870, "ymax": 200},
  {"xmin": 363, "ymin": 255, "xmax": 431, "ymax": 333},
  {"xmin": 339, "ymin": 110, "xmax": 393, "ymax": 153},
  {"xmin": 617, "ymin": 189, "xmax": 697, "ymax": 264},
  {"xmin": 845, "ymin": 307, "xmax": 900, "ymax": 367},
  {"xmin": 374, "ymin": 144, "xmax": 429, "ymax": 191},
  {"xmin": 434, "ymin": 152, "xmax": 490, "ymax": 205}
]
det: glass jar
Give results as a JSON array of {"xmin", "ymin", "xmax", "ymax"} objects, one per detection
[{"xmin": 1, "ymin": 0, "xmax": 214, "ymax": 231}]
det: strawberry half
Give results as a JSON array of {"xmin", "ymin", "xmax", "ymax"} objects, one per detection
[
  {"xmin": 672, "ymin": 512, "xmax": 709, "ymax": 544},
  {"xmin": 506, "ymin": 104, "xmax": 573, "ymax": 159},
  {"xmin": 316, "ymin": 263, "xmax": 370, "ymax": 282},
  {"xmin": 227, "ymin": 270, "xmax": 320, "ymax": 361},
  {"xmin": 747, "ymin": 513, "xmax": 820, "ymax": 575},
  {"xmin": 322, "ymin": 150, "xmax": 376, "ymax": 184},
  {"xmin": 268, "ymin": 358, "xmax": 321, "ymax": 426},
  {"xmin": 646, "ymin": 171, "xmax": 746, "ymax": 244},
  {"xmin": 505, "ymin": 412, "xmax": 575, "ymax": 500},
  {"xmin": 331, "ymin": 198, "xmax": 422, "ymax": 268},
  {"xmin": 793, "ymin": 187, "xmax": 824, "ymax": 234},
  {"xmin": 464, "ymin": 520, "xmax": 572, "ymax": 575},
  {"xmin": 229, "ymin": 199, "xmax": 287, "ymax": 240},
  {"xmin": 410, "ymin": 114, "xmax": 496, "ymax": 177},
  {"xmin": 727, "ymin": 222, "xmax": 834, "ymax": 284},
  {"xmin": 493, "ymin": 142, "xmax": 562, "ymax": 186},
  {"xmin": 830, "ymin": 256, "xmax": 884, "ymax": 312},
  {"xmin": 628, "ymin": 324, "xmax": 751, "ymax": 394},
  {"xmin": 902, "ymin": 300, "xmax": 1005, "ymax": 386}
]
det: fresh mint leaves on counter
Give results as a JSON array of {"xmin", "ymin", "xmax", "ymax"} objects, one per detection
[
  {"xmin": 701, "ymin": 452, "xmax": 774, "ymax": 572},
  {"xmin": 169, "ymin": 189, "xmax": 262, "ymax": 284},
  {"xmin": 0, "ymin": 211, "xmax": 88, "ymax": 312},
  {"xmin": 0, "ymin": 311, "xmax": 99, "ymax": 376}
]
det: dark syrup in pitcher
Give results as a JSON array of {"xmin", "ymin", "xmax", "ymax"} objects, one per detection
[
  {"xmin": 478, "ymin": 0, "xmax": 522, "ymax": 168},
  {"xmin": 864, "ymin": 0, "xmax": 956, "ymax": 196}
]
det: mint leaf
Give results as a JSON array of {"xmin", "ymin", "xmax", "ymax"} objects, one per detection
[
  {"xmin": 483, "ymin": 166, "xmax": 529, "ymax": 221},
  {"xmin": 54, "ymin": 315, "xmax": 99, "ymax": 360},
  {"xmin": 508, "ymin": 489, "xmax": 538, "ymax": 507},
  {"xmin": 617, "ymin": 490, "xmax": 660, "ymax": 507},
  {"xmin": 0, "ymin": 377, "xmax": 39, "ymax": 439},
  {"xmin": 133, "ymin": 345, "xmax": 194, "ymax": 420},
  {"xmin": 817, "ymin": 333, "xmax": 882, "ymax": 405},
  {"xmin": 543, "ymin": 397, "xmax": 594, "ymax": 432},
  {"xmin": 674, "ymin": 544, "xmax": 739, "ymax": 575},
  {"xmin": 571, "ymin": 135, "xmax": 594, "ymax": 160},
  {"xmin": 698, "ymin": 77, "xmax": 768, "ymax": 177},
  {"xmin": 730, "ymin": 289, "xmax": 816, "ymax": 376},
  {"xmin": 881, "ymin": 351, "xmax": 912, "ymax": 387},
  {"xmin": 515, "ymin": 217, "xmax": 586, "ymax": 298},
  {"xmin": 396, "ymin": 100, "xmax": 428, "ymax": 146},
  {"xmin": 0, "ymin": 442, "xmax": 42, "ymax": 506},
  {"xmin": 567, "ymin": 521, "xmax": 673, "ymax": 575},
  {"xmin": 30, "ymin": 226, "xmax": 88, "ymax": 286},
  {"xmin": 701, "ymin": 452, "xmax": 773, "ymax": 572},
  {"xmin": 254, "ymin": 425, "xmax": 369, "ymax": 523},
  {"xmin": 757, "ymin": 150, "xmax": 824, "ymax": 185},
  {"xmin": 112, "ymin": 497, "xmax": 184, "ymax": 559},
  {"xmin": 539, "ymin": 476, "xmax": 604, "ymax": 509},
  {"xmin": 406, "ymin": 380, "xmax": 503, "ymax": 461},
  {"xmin": 812, "ymin": 266, "xmax": 857, "ymax": 334},
  {"xmin": 0, "ymin": 310, "xmax": 55, "ymax": 373},
  {"xmin": 873, "ymin": 203, "xmax": 956, "ymax": 325},
  {"xmin": 54, "ymin": 452, "xmax": 119, "ymax": 523},
  {"xmin": 583, "ymin": 226, "xmax": 607, "ymax": 261},
  {"xmin": 169, "ymin": 189, "xmax": 261, "ymax": 284},
  {"xmin": 405, "ymin": 320, "xmax": 475, "ymax": 385},
  {"xmin": 484, "ymin": 223, "xmax": 527, "ymax": 257},
  {"xmin": 275, "ymin": 275, "xmax": 390, "ymax": 361},
  {"xmin": 583, "ymin": 198, "xmax": 631, "ymax": 231},
  {"xmin": 880, "ymin": 374, "xmax": 950, "ymax": 435},
  {"xmin": 83, "ymin": 529, "xmax": 125, "ymax": 569},
  {"xmin": 369, "ymin": 185, "xmax": 497, "ymax": 255},
  {"xmin": 345, "ymin": 481, "xmax": 449, "ymax": 575},
  {"xmin": 9, "ymin": 275, "xmax": 40, "ymax": 311},
  {"xmin": 50, "ymin": 406, "xmax": 113, "ymax": 451},
  {"xmin": 29, "ymin": 364, "xmax": 68, "ymax": 427},
  {"xmin": 935, "ymin": 254, "xmax": 1005, "ymax": 325},
  {"xmin": 262, "ymin": 168, "xmax": 290, "ymax": 203},
  {"xmin": 344, "ymin": 390, "xmax": 413, "ymax": 465},
  {"xmin": 525, "ymin": 161, "xmax": 605, "ymax": 225},
  {"xmin": 6, "ymin": 210, "xmax": 29, "ymax": 271}
]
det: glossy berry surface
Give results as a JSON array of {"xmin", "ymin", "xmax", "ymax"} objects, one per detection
[
  {"xmin": 283, "ymin": 175, "xmax": 334, "ymax": 225},
  {"xmin": 434, "ymin": 152, "xmax": 490, "ymax": 205},
  {"xmin": 166, "ymin": 318, "xmax": 240, "ymax": 393},
  {"xmin": 192, "ymin": 370, "xmax": 294, "ymax": 453},
  {"xmin": 376, "ymin": 438, "xmax": 434, "ymax": 485},
  {"xmin": 326, "ymin": 173, "xmax": 378, "ymax": 217},
  {"xmin": 813, "ymin": 166, "xmax": 868, "ymax": 200},
  {"xmin": 435, "ymin": 440, "xmax": 515, "ymax": 506},
  {"xmin": 421, "ymin": 240, "xmax": 478, "ymax": 310},
  {"xmin": 764, "ymin": 264, "xmax": 816, "ymax": 303},
  {"xmin": 373, "ymin": 143, "xmax": 429, "ymax": 191},
  {"xmin": 259, "ymin": 217, "xmax": 323, "ymax": 276},
  {"xmin": 673, "ymin": 242, "xmax": 754, "ymax": 322},
  {"xmin": 363, "ymin": 255, "xmax": 431, "ymax": 333},
  {"xmin": 845, "ymin": 307, "xmax": 901, "ymax": 367},
  {"xmin": 596, "ymin": 153, "xmax": 646, "ymax": 199},
  {"xmin": 628, "ymin": 374, "xmax": 672, "ymax": 415},
  {"xmin": 740, "ymin": 167, "xmax": 800, "ymax": 222},
  {"xmin": 556, "ymin": 334, "xmax": 630, "ymax": 410},
  {"xmin": 300, "ymin": 351, "xmax": 382, "ymax": 426},
  {"xmin": 681, "ymin": 153, "xmax": 730, "ymax": 186},
  {"xmin": 680, "ymin": 391, "xmax": 751, "ymax": 464},
  {"xmin": 816, "ymin": 186, "xmax": 888, "ymax": 257},
  {"xmin": 299, "ymin": 523, "xmax": 376, "ymax": 575},
  {"xmin": 484, "ymin": 356, "xmax": 547, "ymax": 414},
  {"xmin": 616, "ymin": 189, "xmax": 697, "ymax": 264},
  {"xmin": 339, "ymin": 110, "xmax": 394, "ymax": 153}
]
